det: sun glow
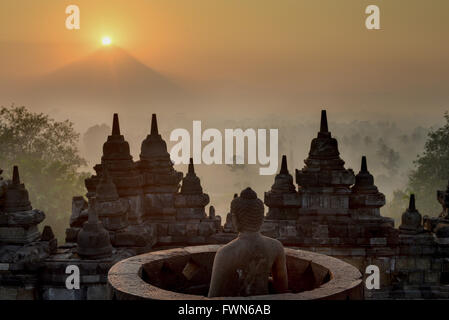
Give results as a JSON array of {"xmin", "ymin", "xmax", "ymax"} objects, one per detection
[{"xmin": 101, "ymin": 36, "xmax": 112, "ymax": 46}]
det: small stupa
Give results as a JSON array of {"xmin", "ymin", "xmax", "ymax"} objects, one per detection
[
  {"xmin": 95, "ymin": 167, "xmax": 129, "ymax": 231},
  {"xmin": 296, "ymin": 110, "xmax": 355, "ymax": 215},
  {"xmin": 265, "ymin": 155, "xmax": 301, "ymax": 220},
  {"xmin": 77, "ymin": 198, "xmax": 113, "ymax": 259},
  {"xmin": 399, "ymin": 194, "xmax": 424, "ymax": 235},
  {"xmin": 138, "ymin": 114, "xmax": 182, "ymax": 220},
  {"xmin": 349, "ymin": 156, "xmax": 386, "ymax": 217},
  {"xmin": 84, "ymin": 113, "xmax": 143, "ymax": 224},
  {"xmin": 174, "ymin": 158, "xmax": 209, "ymax": 220},
  {"xmin": 223, "ymin": 193, "xmax": 238, "ymax": 233},
  {"xmin": 0, "ymin": 166, "xmax": 45, "ymax": 244}
]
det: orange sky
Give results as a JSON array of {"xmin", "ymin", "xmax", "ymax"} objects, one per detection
[
  {"xmin": 1, "ymin": 0, "xmax": 448, "ymax": 79},
  {"xmin": 0, "ymin": 0, "xmax": 449, "ymax": 123}
]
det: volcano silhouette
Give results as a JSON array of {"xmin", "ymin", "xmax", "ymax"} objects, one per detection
[{"xmin": 25, "ymin": 45, "xmax": 186, "ymax": 109}]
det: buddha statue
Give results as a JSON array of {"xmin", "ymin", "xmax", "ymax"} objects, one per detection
[{"xmin": 208, "ymin": 187, "xmax": 288, "ymax": 297}]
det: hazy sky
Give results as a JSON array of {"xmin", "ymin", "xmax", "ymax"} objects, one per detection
[
  {"xmin": 1, "ymin": 0, "xmax": 449, "ymax": 124},
  {"xmin": 1, "ymin": 0, "xmax": 448, "ymax": 219}
]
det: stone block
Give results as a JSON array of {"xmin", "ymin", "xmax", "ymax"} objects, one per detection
[
  {"xmin": 155, "ymin": 223, "xmax": 168, "ymax": 236},
  {"xmin": 279, "ymin": 225, "xmax": 297, "ymax": 238},
  {"xmin": 328, "ymin": 225, "xmax": 348, "ymax": 237},
  {"xmin": 311, "ymin": 225, "xmax": 328, "ymax": 238},
  {"xmin": 0, "ymin": 286, "xmax": 36, "ymax": 300},
  {"xmin": 424, "ymin": 271, "xmax": 440, "ymax": 284},
  {"xmin": 0, "ymin": 226, "xmax": 40, "ymax": 244},
  {"xmin": 314, "ymin": 247, "xmax": 332, "ymax": 255},
  {"xmin": 168, "ymin": 223, "xmax": 187, "ymax": 236},
  {"xmin": 442, "ymin": 258, "xmax": 449, "ymax": 272},
  {"xmin": 356, "ymin": 238, "xmax": 369, "ymax": 245},
  {"xmin": 81, "ymin": 275, "xmax": 101, "ymax": 283},
  {"xmin": 185, "ymin": 223, "xmax": 199, "ymax": 236},
  {"xmin": 369, "ymin": 237, "xmax": 387, "ymax": 246},
  {"xmin": 422, "ymin": 246, "xmax": 436, "ymax": 255},
  {"xmin": 396, "ymin": 257, "xmax": 415, "ymax": 270},
  {"xmin": 42, "ymin": 287, "xmax": 84, "ymax": 300},
  {"xmin": 187, "ymin": 236, "xmax": 207, "ymax": 244},
  {"xmin": 408, "ymin": 271, "xmax": 424, "ymax": 285},
  {"xmin": 198, "ymin": 221, "xmax": 215, "ymax": 237},
  {"xmin": 345, "ymin": 257, "xmax": 366, "ymax": 271},
  {"xmin": 331, "ymin": 248, "xmax": 351, "ymax": 256},
  {"xmin": 371, "ymin": 257, "xmax": 392, "ymax": 273},
  {"xmin": 347, "ymin": 225, "xmax": 361, "ymax": 238},
  {"xmin": 349, "ymin": 248, "xmax": 366, "ymax": 256},
  {"xmin": 328, "ymin": 238, "xmax": 340, "ymax": 245},
  {"xmin": 0, "ymin": 263, "xmax": 10, "ymax": 271},
  {"xmin": 157, "ymin": 236, "xmax": 173, "ymax": 244},
  {"xmin": 112, "ymin": 231, "xmax": 147, "ymax": 247},
  {"xmin": 261, "ymin": 221, "xmax": 279, "ymax": 238},
  {"xmin": 87, "ymin": 285, "xmax": 109, "ymax": 300},
  {"xmin": 431, "ymin": 259, "xmax": 442, "ymax": 271},
  {"xmin": 65, "ymin": 227, "xmax": 80, "ymax": 243},
  {"xmin": 415, "ymin": 258, "xmax": 431, "ymax": 270}
]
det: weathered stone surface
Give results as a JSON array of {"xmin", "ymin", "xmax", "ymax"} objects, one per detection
[
  {"xmin": 87, "ymin": 284, "xmax": 110, "ymax": 300},
  {"xmin": 198, "ymin": 221, "xmax": 216, "ymax": 237},
  {"xmin": 109, "ymin": 246, "xmax": 363, "ymax": 300},
  {"xmin": 0, "ymin": 286, "xmax": 36, "ymax": 300},
  {"xmin": 95, "ymin": 169, "xmax": 128, "ymax": 231},
  {"xmin": 265, "ymin": 155, "xmax": 301, "ymax": 220},
  {"xmin": 138, "ymin": 114, "xmax": 182, "ymax": 195},
  {"xmin": 77, "ymin": 198, "xmax": 113, "ymax": 260},
  {"xmin": 70, "ymin": 196, "xmax": 88, "ymax": 228},
  {"xmin": 399, "ymin": 195, "xmax": 424, "ymax": 234}
]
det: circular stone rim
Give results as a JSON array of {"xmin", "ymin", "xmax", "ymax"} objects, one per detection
[{"xmin": 108, "ymin": 244, "xmax": 362, "ymax": 300}]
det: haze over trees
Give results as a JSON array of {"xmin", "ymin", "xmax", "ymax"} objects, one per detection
[
  {"xmin": 0, "ymin": 105, "xmax": 88, "ymax": 240},
  {"xmin": 385, "ymin": 113, "xmax": 449, "ymax": 220},
  {"xmin": 0, "ymin": 105, "xmax": 446, "ymax": 239}
]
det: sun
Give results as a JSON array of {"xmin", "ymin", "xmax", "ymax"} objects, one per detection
[{"xmin": 101, "ymin": 36, "xmax": 112, "ymax": 46}]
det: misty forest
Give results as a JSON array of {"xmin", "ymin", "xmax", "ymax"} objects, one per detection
[{"xmin": 1, "ymin": 104, "xmax": 447, "ymax": 241}]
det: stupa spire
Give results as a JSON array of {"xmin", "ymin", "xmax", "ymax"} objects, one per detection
[
  {"xmin": 280, "ymin": 155, "xmax": 288, "ymax": 174},
  {"xmin": 112, "ymin": 113, "xmax": 120, "ymax": 135},
  {"xmin": 12, "ymin": 165, "xmax": 20, "ymax": 185},
  {"xmin": 188, "ymin": 158, "xmax": 195, "ymax": 174},
  {"xmin": 409, "ymin": 194, "xmax": 416, "ymax": 211},
  {"xmin": 361, "ymin": 156, "xmax": 368, "ymax": 173},
  {"xmin": 151, "ymin": 114, "xmax": 158, "ymax": 135},
  {"xmin": 320, "ymin": 110, "xmax": 328, "ymax": 133}
]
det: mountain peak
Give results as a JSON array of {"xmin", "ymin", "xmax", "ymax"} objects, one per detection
[{"xmin": 30, "ymin": 45, "xmax": 186, "ymax": 107}]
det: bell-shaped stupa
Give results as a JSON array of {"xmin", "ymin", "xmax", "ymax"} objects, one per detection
[
  {"xmin": 399, "ymin": 194, "xmax": 424, "ymax": 235},
  {"xmin": 265, "ymin": 155, "xmax": 301, "ymax": 220},
  {"xmin": 174, "ymin": 158, "xmax": 209, "ymax": 219},
  {"xmin": 295, "ymin": 110, "xmax": 355, "ymax": 216},
  {"xmin": 84, "ymin": 113, "xmax": 143, "ymax": 225},
  {"xmin": 77, "ymin": 198, "xmax": 113, "ymax": 259},
  {"xmin": 349, "ymin": 156, "xmax": 386, "ymax": 217},
  {"xmin": 95, "ymin": 168, "xmax": 129, "ymax": 231},
  {"xmin": 138, "ymin": 114, "xmax": 183, "ymax": 193},
  {"xmin": 0, "ymin": 166, "xmax": 45, "ymax": 244}
]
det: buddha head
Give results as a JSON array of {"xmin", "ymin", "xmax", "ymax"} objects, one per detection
[{"xmin": 230, "ymin": 187, "xmax": 264, "ymax": 233}]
